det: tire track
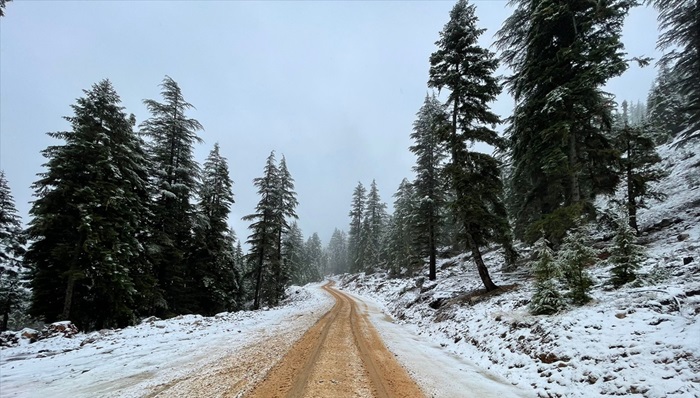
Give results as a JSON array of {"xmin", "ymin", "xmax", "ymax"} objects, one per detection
[{"xmin": 248, "ymin": 282, "xmax": 425, "ymax": 398}]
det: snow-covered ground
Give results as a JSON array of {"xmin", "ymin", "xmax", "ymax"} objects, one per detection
[
  {"xmin": 337, "ymin": 137, "xmax": 700, "ymax": 398},
  {"xmin": 0, "ymin": 285, "xmax": 334, "ymax": 397}
]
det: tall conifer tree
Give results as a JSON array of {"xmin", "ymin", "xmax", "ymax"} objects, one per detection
[
  {"xmin": 347, "ymin": 182, "xmax": 366, "ymax": 273},
  {"xmin": 0, "ymin": 171, "xmax": 27, "ymax": 331}
]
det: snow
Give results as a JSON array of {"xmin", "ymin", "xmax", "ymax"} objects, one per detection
[
  {"xmin": 336, "ymin": 137, "xmax": 700, "ymax": 398},
  {"xmin": 0, "ymin": 284, "xmax": 334, "ymax": 397}
]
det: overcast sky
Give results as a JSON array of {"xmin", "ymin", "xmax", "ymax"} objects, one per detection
[{"xmin": 0, "ymin": 1, "xmax": 660, "ymax": 246}]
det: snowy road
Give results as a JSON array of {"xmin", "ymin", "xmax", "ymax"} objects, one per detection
[{"xmin": 1, "ymin": 282, "xmax": 533, "ymax": 397}]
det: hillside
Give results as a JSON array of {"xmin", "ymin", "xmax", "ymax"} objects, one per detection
[{"xmin": 337, "ymin": 137, "xmax": 700, "ymax": 398}]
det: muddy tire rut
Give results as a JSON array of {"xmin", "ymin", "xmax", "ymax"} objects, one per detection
[{"xmin": 247, "ymin": 282, "xmax": 425, "ymax": 398}]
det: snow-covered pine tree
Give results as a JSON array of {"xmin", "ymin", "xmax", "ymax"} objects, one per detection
[
  {"xmin": 302, "ymin": 233, "xmax": 324, "ymax": 284},
  {"xmin": 648, "ymin": 0, "xmax": 700, "ymax": 142},
  {"xmin": 283, "ymin": 222, "xmax": 306, "ymax": 285},
  {"xmin": 428, "ymin": 0, "xmax": 512, "ymax": 291},
  {"xmin": 0, "ymin": 171, "xmax": 28, "ymax": 331},
  {"xmin": 558, "ymin": 227, "xmax": 596, "ymax": 305},
  {"xmin": 326, "ymin": 229, "xmax": 348, "ymax": 275},
  {"xmin": 609, "ymin": 215, "xmax": 647, "ymax": 288},
  {"xmin": 646, "ymin": 65, "xmax": 690, "ymax": 143},
  {"xmin": 360, "ymin": 180, "xmax": 387, "ymax": 273},
  {"xmin": 409, "ymin": 94, "xmax": 448, "ymax": 280},
  {"xmin": 385, "ymin": 179, "xmax": 420, "ymax": 276},
  {"xmin": 496, "ymin": 0, "xmax": 634, "ymax": 243},
  {"xmin": 27, "ymin": 79, "xmax": 153, "ymax": 330},
  {"xmin": 189, "ymin": 143, "xmax": 239, "ymax": 315},
  {"xmin": 243, "ymin": 152, "xmax": 280, "ymax": 309},
  {"xmin": 614, "ymin": 101, "xmax": 667, "ymax": 233},
  {"xmin": 529, "ymin": 236, "xmax": 564, "ymax": 315},
  {"xmin": 347, "ymin": 182, "xmax": 366, "ymax": 273},
  {"xmin": 140, "ymin": 75, "xmax": 203, "ymax": 316},
  {"xmin": 272, "ymin": 156, "xmax": 299, "ymax": 302}
]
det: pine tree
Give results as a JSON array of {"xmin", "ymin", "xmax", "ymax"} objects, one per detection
[
  {"xmin": 385, "ymin": 179, "xmax": 420, "ymax": 276},
  {"xmin": 140, "ymin": 75, "xmax": 203, "ymax": 315},
  {"xmin": 0, "ymin": 171, "xmax": 27, "ymax": 331},
  {"xmin": 614, "ymin": 101, "xmax": 667, "ymax": 233},
  {"xmin": 27, "ymin": 79, "xmax": 153, "ymax": 330},
  {"xmin": 272, "ymin": 156, "xmax": 299, "ymax": 302},
  {"xmin": 429, "ymin": 0, "xmax": 512, "ymax": 291},
  {"xmin": 243, "ymin": 152, "xmax": 280, "ymax": 309},
  {"xmin": 647, "ymin": 65, "xmax": 690, "ymax": 142},
  {"xmin": 529, "ymin": 236, "xmax": 564, "ymax": 315},
  {"xmin": 347, "ymin": 182, "xmax": 366, "ymax": 273},
  {"xmin": 0, "ymin": 0, "xmax": 11, "ymax": 17},
  {"xmin": 648, "ymin": 0, "xmax": 700, "ymax": 141},
  {"xmin": 496, "ymin": 0, "xmax": 634, "ymax": 243},
  {"xmin": 302, "ymin": 233, "xmax": 324, "ymax": 284},
  {"xmin": 409, "ymin": 94, "xmax": 449, "ymax": 280},
  {"xmin": 284, "ymin": 222, "xmax": 306, "ymax": 285},
  {"xmin": 609, "ymin": 215, "xmax": 646, "ymax": 287},
  {"xmin": 558, "ymin": 227, "xmax": 596, "ymax": 305},
  {"xmin": 326, "ymin": 229, "xmax": 348, "ymax": 275},
  {"xmin": 360, "ymin": 180, "xmax": 387, "ymax": 273},
  {"xmin": 188, "ymin": 143, "xmax": 239, "ymax": 315}
]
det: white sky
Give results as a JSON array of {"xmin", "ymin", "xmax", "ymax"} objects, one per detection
[{"xmin": 0, "ymin": 1, "xmax": 660, "ymax": 245}]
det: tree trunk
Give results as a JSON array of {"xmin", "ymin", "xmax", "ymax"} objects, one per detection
[
  {"xmin": 467, "ymin": 232, "xmax": 498, "ymax": 292},
  {"xmin": 62, "ymin": 274, "xmax": 76, "ymax": 320},
  {"xmin": 253, "ymin": 231, "xmax": 266, "ymax": 310},
  {"xmin": 627, "ymin": 142, "xmax": 638, "ymax": 234},
  {"xmin": 568, "ymin": 128, "xmax": 581, "ymax": 204},
  {"xmin": 429, "ymin": 220, "xmax": 436, "ymax": 281}
]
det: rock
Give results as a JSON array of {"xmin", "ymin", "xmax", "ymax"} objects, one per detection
[
  {"xmin": 615, "ymin": 312, "xmax": 626, "ymax": 319},
  {"xmin": 414, "ymin": 276, "xmax": 425, "ymax": 289},
  {"xmin": 684, "ymin": 257, "xmax": 694, "ymax": 265},
  {"xmin": 44, "ymin": 321, "xmax": 79, "ymax": 338},
  {"xmin": 678, "ymin": 233, "xmax": 690, "ymax": 241},
  {"xmin": 0, "ymin": 331, "xmax": 20, "ymax": 347},
  {"xmin": 20, "ymin": 328, "xmax": 40, "ymax": 341}
]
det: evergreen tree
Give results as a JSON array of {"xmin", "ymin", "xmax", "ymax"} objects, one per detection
[
  {"xmin": 243, "ymin": 152, "xmax": 280, "ymax": 309},
  {"xmin": 188, "ymin": 143, "xmax": 239, "ymax": 315},
  {"xmin": 613, "ymin": 101, "xmax": 667, "ymax": 233},
  {"xmin": 302, "ymin": 233, "xmax": 324, "ymax": 284},
  {"xmin": 385, "ymin": 179, "xmax": 420, "ymax": 276},
  {"xmin": 272, "ymin": 156, "xmax": 299, "ymax": 301},
  {"xmin": 647, "ymin": 65, "xmax": 690, "ymax": 142},
  {"xmin": 140, "ymin": 75, "xmax": 203, "ymax": 315},
  {"xmin": 409, "ymin": 94, "xmax": 449, "ymax": 280},
  {"xmin": 609, "ymin": 214, "xmax": 647, "ymax": 287},
  {"xmin": 558, "ymin": 227, "xmax": 596, "ymax": 305},
  {"xmin": 0, "ymin": 171, "xmax": 27, "ymax": 331},
  {"xmin": 284, "ymin": 222, "xmax": 306, "ymax": 285},
  {"xmin": 529, "ymin": 236, "xmax": 564, "ymax": 315},
  {"xmin": 360, "ymin": 180, "xmax": 387, "ymax": 273},
  {"xmin": 0, "ymin": 0, "xmax": 11, "ymax": 17},
  {"xmin": 27, "ymin": 79, "xmax": 153, "ymax": 330},
  {"xmin": 326, "ymin": 229, "xmax": 348, "ymax": 275},
  {"xmin": 648, "ymin": 0, "xmax": 700, "ymax": 141},
  {"xmin": 347, "ymin": 182, "xmax": 366, "ymax": 273},
  {"xmin": 429, "ymin": 0, "xmax": 512, "ymax": 291},
  {"xmin": 496, "ymin": 0, "xmax": 633, "ymax": 243}
]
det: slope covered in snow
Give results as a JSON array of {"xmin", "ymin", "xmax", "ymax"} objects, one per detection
[{"xmin": 338, "ymin": 137, "xmax": 700, "ymax": 398}]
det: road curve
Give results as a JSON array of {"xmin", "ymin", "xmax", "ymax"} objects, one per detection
[{"xmin": 247, "ymin": 282, "xmax": 425, "ymax": 398}]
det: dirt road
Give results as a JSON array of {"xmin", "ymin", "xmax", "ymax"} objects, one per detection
[{"xmin": 247, "ymin": 282, "xmax": 425, "ymax": 398}]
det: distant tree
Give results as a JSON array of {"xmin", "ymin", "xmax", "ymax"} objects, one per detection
[
  {"xmin": 646, "ymin": 65, "xmax": 690, "ymax": 142},
  {"xmin": 27, "ymin": 80, "xmax": 153, "ymax": 330},
  {"xmin": 429, "ymin": 0, "xmax": 512, "ymax": 291},
  {"xmin": 529, "ymin": 236, "xmax": 564, "ymax": 315},
  {"xmin": 188, "ymin": 143, "xmax": 239, "ymax": 315},
  {"xmin": 648, "ymin": 0, "xmax": 700, "ymax": 141},
  {"xmin": 0, "ymin": 171, "xmax": 28, "ymax": 331},
  {"xmin": 140, "ymin": 75, "xmax": 203, "ymax": 315},
  {"xmin": 609, "ymin": 214, "xmax": 647, "ymax": 287},
  {"xmin": 409, "ymin": 94, "xmax": 449, "ymax": 280},
  {"xmin": 284, "ymin": 222, "xmax": 306, "ymax": 285},
  {"xmin": 558, "ymin": 227, "xmax": 596, "ymax": 305},
  {"xmin": 326, "ymin": 229, "xmax": 348, "ymax": 275},
  {"xmin": 243, "ymin": 152, "xmax": 280, "ymax": 309},
  {"xmin": 385, "ymin": 179, "xmax": 420, "ymax": 276},
  {"xmin": 613, "ymin": 101, "xmax": 666, "ymax": 233},
  {"xmin": 302, "ymin": 233, "xmax": 324, "ymax": 284},
  {"xmin": 0, "ymin": 0, "xmax": 11, "ymax": 17},
  {"xmin": 496, "ymin": 0, "xmax": 633, "ymax": 243},
  {"xmin": 359, "ymin": 180, "xmax": 387, "ymax": 273},
  {"xmin": 347, "ymin": 182, "xmax": 366, "ymax": 273}
]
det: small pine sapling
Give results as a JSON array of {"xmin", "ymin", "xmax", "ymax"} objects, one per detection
[
  {"xmin": 558, "ymin": 227, "xmax": 596, "ymax": 305},
  {"xmin": 529, "ymin": 236, "xmax": 564, "ymax": 315},
  {"xmin": 609, "ymin": 215, "xmax": 646, "ymax": 288}
]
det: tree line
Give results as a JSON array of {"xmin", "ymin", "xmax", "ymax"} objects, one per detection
[{"xmin": 330, "ymin": 0, "xmax": 697, "ymax": 315}]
